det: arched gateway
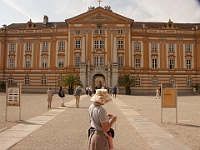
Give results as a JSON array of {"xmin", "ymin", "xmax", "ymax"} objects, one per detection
[
  {"xmin": 79, "ymin": 62, "xmax": 118, "ymax": 93},
  {"xmin": 94, "ymin": 74, "xmax": 105, "ymax": 89}
]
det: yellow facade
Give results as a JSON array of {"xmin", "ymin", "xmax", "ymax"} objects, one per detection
[{"xmin": 0, "ymin": 6, "xmax": 200, "ymax": 94}]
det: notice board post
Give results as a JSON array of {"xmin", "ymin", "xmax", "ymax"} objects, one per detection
[
  {"xmin": 5, "ymin": 82, "xmax": 22, "ymax": 121},
  {"xmin": 161, "ymin": 83, "xmax": 177, "ymax": 124}
]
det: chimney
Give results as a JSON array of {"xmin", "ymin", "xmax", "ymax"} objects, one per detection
[
  {"xmin": 2, "ymin": 24, "xmax": 7, "ymax": 29},
  {"xmin": 43, "ymin": 15, "xmax": 48, "ymax": 24}
]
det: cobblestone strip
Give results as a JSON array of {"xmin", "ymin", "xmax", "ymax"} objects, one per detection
[{"xmin": 112, "ymin": 98, "xmax": 192, "ymax": 150}]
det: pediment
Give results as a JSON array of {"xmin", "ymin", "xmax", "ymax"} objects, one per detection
[{"xmin": 66, "ymin": 7, "xmax": 133, "ymax": 24}]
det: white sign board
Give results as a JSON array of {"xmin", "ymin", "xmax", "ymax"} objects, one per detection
[{"xmin": 7, "ymin": 87, "xmax": 20, "ymax": 106}]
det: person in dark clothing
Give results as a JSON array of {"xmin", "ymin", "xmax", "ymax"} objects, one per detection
[
  {"xmin": 112, "ymin": 86, "xmax": 117, "ymax": 98},
  {"xmin": 58, "ymin": 86, "xmax": 66, "ymax": 107}
]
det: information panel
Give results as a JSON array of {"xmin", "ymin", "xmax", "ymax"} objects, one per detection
[
  {"xmin": 7, "ymin": 87, "xmax": 20, "ymax": 106},
  {"xmin": 162, "ymin": 89, "xmax": 176, "ymax": 108}
]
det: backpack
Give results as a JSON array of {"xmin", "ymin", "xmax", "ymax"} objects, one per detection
[
  {"xmin": 58, "ymin": 91, "xmax": 61, "ymax": 97},
  {"xmin": 58, "ymin": 90, "xmax": 65, "ymax": 97}
]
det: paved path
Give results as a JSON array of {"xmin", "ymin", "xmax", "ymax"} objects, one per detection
[{"xmin": 0, "ymin": 94, "xmax": 193, "ymax": 150}]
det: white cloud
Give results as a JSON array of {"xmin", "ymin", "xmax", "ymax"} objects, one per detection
[
  {"xmin": 0, "ymin": 0, "xmax": 199, "ymax": 26},
  {"xmin": 1, "ymin": 0, "xmax": 32, "ymax": 19}
]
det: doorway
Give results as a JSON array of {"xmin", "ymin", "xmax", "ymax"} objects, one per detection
[{"xmin": 93, "ymin": 74, "xmax": 105, "ymax": 90}]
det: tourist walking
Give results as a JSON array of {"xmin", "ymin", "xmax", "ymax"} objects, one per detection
[
  {"xmin": 74, "ymin": 86, "xmax": 82, "ymax": 108},
  {"xmin": 156, "ymin": 88, "xmax": 160, "ymax": 99},
  {"xmin": 47, "ymin": 87, "xmax": 54, "ymax": 109},
  {"xmin": 88, "ymin": 89, "xmax": 117, "ymax": 150},
  {"xmin": 58, "ymin": 86, "xmax": 66, "ymax": 107},
  {"xmin": 112, "ymin": 86, "xmax": 117, "ymax": 98},
  {"xmin": 86, "ymin": 86, "xmax": 89, "ymax": 96},
  {"xmin": 89, "ymin": 86, "xmax": 92, "ymax": 97}
]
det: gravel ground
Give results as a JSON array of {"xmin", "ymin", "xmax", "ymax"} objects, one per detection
[
  {"xmin": 4, "ymin": 94, "xmax": 151, "ymax": 150},
  {"xmin": 0, "ymin": 92, "xmax": 74, "ymax": 131},
  {"xmin": 116, "ymin": 95, "xmax": 200, "ymax": 150},
  {"xmin": 0, "ymin": 92, "xmax": 200, "ymax": 150}
]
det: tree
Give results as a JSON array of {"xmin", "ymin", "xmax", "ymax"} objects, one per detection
[
  {"xmin": 59, "ymin": 74, "xmax": 83, "ymax": 94},
  {"xmin": 117, "ymin": 74, "xmax": 135, "ymax": 95}
]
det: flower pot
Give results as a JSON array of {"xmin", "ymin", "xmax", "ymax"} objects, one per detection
[
  {"xmin": 68, "ymin": 89, "xmax": 74, "ymax": 95},
  {"xmin": 125, "ymin": 89, "xmax": 131, "ymax": 95}
]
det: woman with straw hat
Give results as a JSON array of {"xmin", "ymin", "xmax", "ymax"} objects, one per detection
[{"xmin": 88, "ymin": 89, "xmax": 117, "ymax": 150}]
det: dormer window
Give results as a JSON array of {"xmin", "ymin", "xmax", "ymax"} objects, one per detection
[
  {"xmin": 26, "ymin": 19, "xmax": 36, "ymax": 28},
  {"xmin": 163, "ymin": 19, "xmax": 175, "ymax": 29}
]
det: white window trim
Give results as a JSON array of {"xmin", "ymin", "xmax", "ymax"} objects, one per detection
[
  {"xmin": 41, "ymin": 76, "xmax": 46, "ymax": 85},
  {"xmin": 75, "ymin": 40, "xmax": 81, "ymax": 49},
  {"xmin": 118, "ymin": 56, "xmax": 124, "ymax": 68},
  {"xmin": 118, "ymin": 40, "xmax": 123, "ymax": 49},
  {"xmin": 75, "ymin": 56, "xmax": 80, "ymax": 68},
  {"xmin": 135, "ymin": 58, "xmax": 140, "ymax": 69}
]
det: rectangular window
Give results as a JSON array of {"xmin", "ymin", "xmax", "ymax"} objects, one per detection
[
  {"xmin": 94, "ymin": 56, "xmax": 98, "ymax": 67},
  {"xmin": 118, "ymin": 40, "xmax": 123, "ymax": 49},
  {"xmin": 187, "ymin": 78, "xmax": 192, "ymax": 86},
  {"xmin": 185, "ymin": 44, "xmax": 191, "ymax": 52},
  {"xmin": 58, "ymin": 77, "xmax": 62, "ymax": 84},
  {"xmin": 24, "ymin": 77, "xmax": 30, "ymax": 84},
  {"xmin": 100, "ymin": 30, "xmax": 104, "ymax": 34},
  {"xmin": 26, "ymin": 43, "xmax": 31, "ymax": 51},
  {"xmin": 135, "ymin": 58, "xmax": 140, "ymax": 69},
  {"xmin": 75, "ymin": 40, "xmax": 81, "ymax": 49},
  {"xmin": 10, "ymin": 43, "xmax": 15, "ymax": 52},
  {"xmin": 118, "ymin": 56, "xmax": 124, "ymax": 68},
  {"xmin": 25, "ymin": 58, "xmax": 31, "ymax": 69},
  {"xmin": 152, "ymin": 43, "xmax": 157, "ymax": 51},
  {"xmin": 59, "ymin": 41, "xmax": 65, "ymax": 50},
  {"xmin": 135, "ymin": 77, "xmax": 140, "ymax": 86},
  {"xmin": 43, "ymin": 42, "xmax": 48, "ymax": 51},
  {"xmin": 152, "ymin": 78, "xmax": 158, "ymax": 86},
  {"xmin": 75, "ymin": 56, "xmax": 80, "ymax": 68},
  {"xmin": 152, "ymin": 58, "xmax": 157, "ymax": 69},
  {"xmin": 100, "ymin": 56, "xmax": 104, "ymax": 67},
  {"xmin": 41, "ymin": 76, "xmax": 46, "ymax": 85},
  {"xmin": 42, "ymin": 58, "xmax": 47, "ymax": 68},
  {"xmin": 169, "ymin": 59, "xmax": 174, "ymax": 69},
  {"xmin": 58, "ymin": 58, "xmax": 64, "ymax": 68},
  {"xmin": 118, "ymin": 30, "xmax": 123, "ymax": 34},
  {"xmin": 169, "ymin": 43, "xmax": 174, "ymax": 52},
  {"xmin": 76, "ymin": 30, "xmax": 81, "ymax": 34},
  {"xmin": 135, "ymin": 42, "xmax": 140, "ymax": 51},
  {"xmin": 94, "ymin": 40, "xmax": 99, "ymax": 49},
  {"xmin": 170, "ymin": 78, "xmax": 175, "ymax": 85},
  {"xmin": 100, "ymin": 40, "xmax": 104, "ymax": 49},
  {"xmin": 186, "ymin": 59, "xmax": 191, "ymax": 70},
  {"xmin": 8, "ymin": 77, "xmax": 13, "ymax": 84},
  {"xmin": 9, "ymin": 58, "xmax": 14, "ymax": 69},
  {"xmin": 94, "ymin": 30, "xmax": 99, "ymax": 34}
]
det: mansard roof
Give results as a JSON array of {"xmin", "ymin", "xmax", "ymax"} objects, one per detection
[
  {"xmin": 7, "ymin": 21, "xmax": 199, "ymax": 30},
  {"xmin": 132, "ymin": 22, "xmax": 200, "ymax": 29},
  {"xmin": 7, "ymin": 22, "xmax": 67, "ymax": 29}
]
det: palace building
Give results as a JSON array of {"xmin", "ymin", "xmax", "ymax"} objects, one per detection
[{"xmin": 0, "ymin": 5, "xmax": 200, "ymax": 94}]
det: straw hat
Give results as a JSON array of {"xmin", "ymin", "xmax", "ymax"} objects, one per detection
[{"xmin": 90, "ymin": 89, "xmax": 112, "ymax": 105}]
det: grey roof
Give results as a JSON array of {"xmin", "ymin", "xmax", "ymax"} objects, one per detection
[
  {"xmin": 7, "ymin": 22, "xmax": 68, "ymax": 29},
  {"xmin": 131, "ymin": 22, "xmax": 200, "ymax": 29}
]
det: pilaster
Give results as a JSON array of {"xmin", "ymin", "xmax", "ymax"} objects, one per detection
[{"xmin": 112, "ymin": 63, "xmax": 118, "ymax": 87}]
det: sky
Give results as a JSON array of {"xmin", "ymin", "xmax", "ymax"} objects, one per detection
[{"xmin": 0, "ymin": 0, "xmax": 200, "ymax": 27}]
